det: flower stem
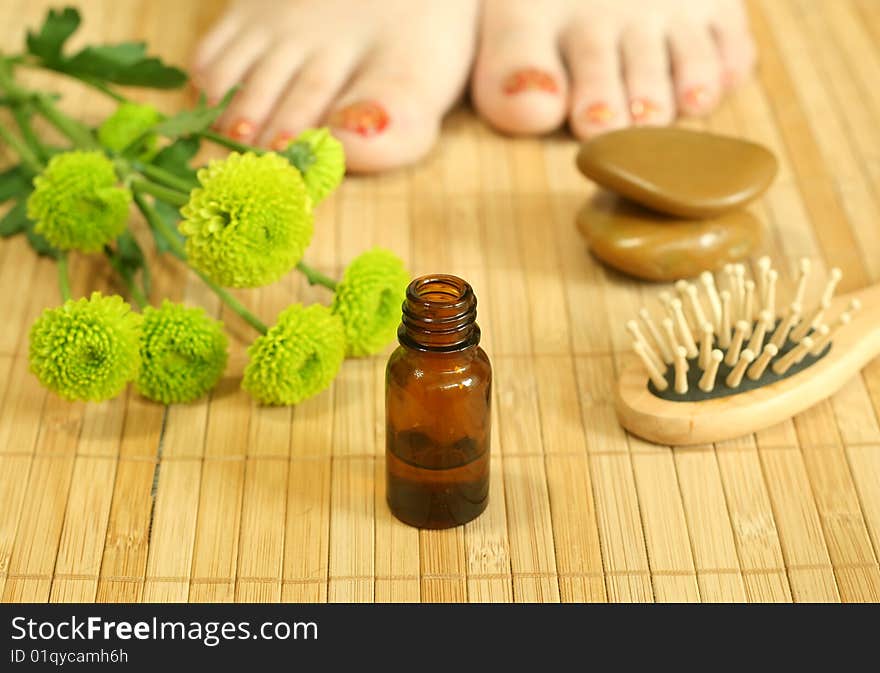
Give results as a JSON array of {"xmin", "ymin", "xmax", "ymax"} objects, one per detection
[
  {"xmin": 0, "ymin": 122, "xmax": 43, "ymax": 173},
  {"xmin": 29, "ymin": 66, "xmax": 267, "ymax": 160},
  {"xmin": 71, "ymin": 74, "xmax": 126, "ymax": 102},
  {"xmin": 31, "ymin": 93, "xmax": 99, "ymax": 150},
  {"xmin": 104, "ymin": 248, "xmax": 149, "ymax": 309},
  {"xmin": 199, "ymin": 275, "xmax": 269, "ymax": 334},
  {"xmin": 133, "ymin": 190, "xmax": 269, "ymax": 335},
  {"xmin": 199, "ymin": 129, "xmax": 261, "ymax": 155},
  {"xmin": 57, "ymin": 253, "xmax": 72, "ymax": 302},
  {"xmin": 130, "ymin": 178, "xmax": 189, "ymax": 207},
  {"xmin": 11, "ymin": 103, "xmax": 48, "ymax": 162},
  {"xmin": 119, "ymin": 273, "xmax": 149, "ymax": 309},
  {"xmin": 0, "ymin": 57, "xmax": 28, "ymax": 103},
  {"xmin": 297, "ymin": 261, "xmax": 338, "ymax": 291},
  {"xmin": 136, "ymin": 161, "xmax": 197, "ymax": 193}
]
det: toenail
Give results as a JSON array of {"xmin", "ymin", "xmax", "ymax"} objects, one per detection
[
  {"xmin": 683, "ymin": 86, "xmax": 711, "ymax": 111},
  {"xmin": 271, "ymin": 132, "xmax": 295, "ymax": 151},
  {"xmin": 228, "ymin": 118, "xmax": 255, "ymax": 140},
  {"xmin": 503, "ymin": 68, "xmax": 559, "ymax": 95},
  {"xmin": 630, "ymin": 98, "xmax": 662, "ymax": 123},
  {"xmin": 584, "ymin": 102, "xmax": 616, "ymax": 126},
  {"xmin": 329, "ymin": 101, "xmax": 390, "ymax": 137}
]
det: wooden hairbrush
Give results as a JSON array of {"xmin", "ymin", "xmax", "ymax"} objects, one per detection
[{"xmin": 616, "ymin": 257, "xmax": 880, "ymax": 446}]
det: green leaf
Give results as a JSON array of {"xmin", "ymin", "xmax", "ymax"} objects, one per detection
[
  {"xmin": 152, "ymin": 137, "xmax": 200, "ymax": 182},
  {"xmin": 116, "ymin": 229, "xmax": 145, "ymax": 268},
  {"xmin": 151, "ymin": 90, "xmax": 236, "ymax": 139},
  {"xmin": 114, "ymin": 230, "xmax": 151, "ymax": 296},
  {"xmin": 151, "ymin": 200, "xmax": 186, "ymax": 260},
  {"xmin": 63, "ymin": 43, "xmax": 187, "ymax": 88},
  {"xmin": 26, "ymin": 7, "xmax": 81, "ymax": 65},
  {"xmin": 26, "ymin": 8, "xmax": 186, "ymax": 91},
  {"xmin": 279, "ymin": 140, "xmax": 317, "ymax": 175},
  {"xmin": 0, "ymin": 200, "xmax": 29, "ymax": 237},
  {"xmin": 25, "ymin": 222, "xmax": 59, "ymax": 259},
  {"xmin": 0, "ymin": 165, "xmax": 32, "ymax": 205}
]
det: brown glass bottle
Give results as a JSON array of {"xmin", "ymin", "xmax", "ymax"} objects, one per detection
[{"xmin": 385, "ymin": 275, "xmax": 492, "ymax": 529}]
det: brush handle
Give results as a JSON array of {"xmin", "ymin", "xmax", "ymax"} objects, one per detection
[{"xmin": 615, "ymin": 283, "xmax": 880, "ymax": 446}]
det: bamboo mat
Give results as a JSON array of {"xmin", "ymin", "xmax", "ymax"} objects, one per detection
[{"xmin": 1, "ymin": 0, "xmax": 880, "ymax": 604}]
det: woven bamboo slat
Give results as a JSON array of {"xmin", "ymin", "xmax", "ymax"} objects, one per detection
[{"xmin": 1, "ymin": 0, "xmax": 879, "ymax": 603}]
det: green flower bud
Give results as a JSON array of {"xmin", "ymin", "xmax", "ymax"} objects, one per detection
[
  {"xmin": 332, "ymin": 248, "xmax": 409, "ymax": 356},
  {"xmin": 243, "ymin": 303, "xmax": 345, "ymax": 405},
  {"xmin": 27, "ymin": 151, "xmax": 131, "ymax": 253},
  {"xmin": 97, "ymin": 102, "xmax": 161, "ymax": 158},
  {"xmin": 136, "ymin": 301, "xmax": 228, "ymax": 404},
  {"xmin": 29, "ymin": 292, "xmax": 142, "ymax": 401},
  {"xmin": 285, "ymin": 128, "xmax": 345, "ymax": 205},
  {"xmin": 179, "ymin": 152, "xmax": 313, "ymax": 288}
]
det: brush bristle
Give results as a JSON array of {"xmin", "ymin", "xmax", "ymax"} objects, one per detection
[{"xmin": 631, "ymin": 258, "xmax": 848, "ymax": 400}]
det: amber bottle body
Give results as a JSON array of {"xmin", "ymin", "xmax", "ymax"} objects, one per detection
[{"xmin": 385, "ymin": 275, "xmax": 492, "ymax": 529}]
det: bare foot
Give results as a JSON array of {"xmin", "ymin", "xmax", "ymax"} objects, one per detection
[
  {"xmin": 471, "ymin": 0, "xmax": 756, "ymax": 138},
  {"xmin": 193, "ymin": 0, "xmax": 478, "ymax": 172}
]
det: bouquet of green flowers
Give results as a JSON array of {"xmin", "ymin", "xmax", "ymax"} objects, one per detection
[{"xmin": 0, "ymin": 7, "xmax": 409, "ymax": 406}]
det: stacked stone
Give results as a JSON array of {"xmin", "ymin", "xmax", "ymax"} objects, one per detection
[{"xmin": 575, "ymin": 127, "xmax": 778, "ymax": 281}]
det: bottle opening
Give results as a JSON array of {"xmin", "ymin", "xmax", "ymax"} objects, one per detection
[{"xmin": 400, "ymin": 274, "xmax": 479, "ymax": 351}]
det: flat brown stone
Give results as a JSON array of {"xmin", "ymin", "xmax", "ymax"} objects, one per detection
[
  {"xmin": 577, "ymin": 191, "xmax": 762, "ymax": 281},
  {"xmin": 576, "ymin": 127, "xmax": 777, "ymax": 218}
]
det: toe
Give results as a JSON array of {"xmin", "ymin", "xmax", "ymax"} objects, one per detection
[
  {"xmin": 258, "ymin": 49, "xmax": 360, "ymax": 149},
  {"xmin": 198, "ymin": 28, "xmax": 270, "ymax": 106},
  {"xmin": 192, "ymin": 9, "xmax": 241, "ymax": 77},
  {"xmin": 564, "ymin": 19, "xmax": 629, "ymax": 140},
  {"xmin": 621, "ymin": 21, "xmax": 675, "ymax": 127},
  {"xmin": 471, "ymin": 1, "xmax": 567, "ymax": 135},
  {"xmin": 668, "ymin": 19, "xmax": 724, "ymax": 117},
  {"xmin": 216, "ymin": 43, "xmax": 307, "ymax": 143},
  {"xmin": 712, "ymin": 1, "xmax": 757, "ymax": 89},
  {"xmin": 323, "ymin": 31, "xmax": 471, "ymax": 173},
  {"xmin": 325, "ymin": 73, "xmax": 438, "ymax": 173}
]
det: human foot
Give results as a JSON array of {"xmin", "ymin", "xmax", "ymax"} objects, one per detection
[
  {"xmin": 193, "ymin": 0, "xmax": 478, "ymax": 172},
  {"xmin": 472, "ymin": 0, "xmax": 756, "ymax": 138}
]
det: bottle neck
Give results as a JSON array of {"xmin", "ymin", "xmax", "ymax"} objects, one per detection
[{"xmin": 398, "ymin": 275, "xmax": 480, "ymax": 353}]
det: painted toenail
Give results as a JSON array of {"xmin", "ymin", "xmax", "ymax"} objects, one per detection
[
  {"xmin": 584, "ymin": 102, "xmax": 615, "ymax": 126},
  {"xmin": 228, "ymin": 118, "xmax": 255, "ymax": 140},
  {"xmin": 503, "ymin": 68, "xmax": 559, "ymax": 95},
  {"xmin": 630, "ymin": 98, "xmax": 662, "ymax": 123},
  {"xmin": 683, "ymin": 86, "xmax": 711, "ymax": 111},
  {"xmin": 329, "ymin": 101, "xmax": 390, "ymax": 137},
  {"xmin": 271, "ymin": 132, "xmax": 295, "ymax": 151}
]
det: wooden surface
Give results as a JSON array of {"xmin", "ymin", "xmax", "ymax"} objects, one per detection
[{"xmin": 1, "ymin": 0, "xmax": 880, "ymax": 603}]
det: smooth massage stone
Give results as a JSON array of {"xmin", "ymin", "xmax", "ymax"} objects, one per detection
[
  {"xmin": 577, "ymin": 192, "xmax": 761, "ymax": 281},
  {"xmin": 576, "ymin": 127, "xmax": 777, "ymax": 218}
]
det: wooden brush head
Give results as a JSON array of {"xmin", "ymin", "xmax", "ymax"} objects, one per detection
[{"xmin": 616, "ymin": 259, "xmax": 879, "ymax": 446}]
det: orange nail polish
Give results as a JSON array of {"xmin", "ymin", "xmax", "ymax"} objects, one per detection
[
  {"xmin": 683, "ymin": 86, "xmax": 711, "ymax": 111},
  {"xmin": 228, "ymin": 118, "xmax": 255, "ymax": 140},
  {"xmin": 329, "ymin": 101, "xmax": 389, "ymax": 137},
  {"xmin": 503, "ymin": 68, "xmax": 559, "ymax": 95},
  {"xmin": 584, "ymin": 102, "xmax": 615, "ymax": 126},
  {"xmin": 630, "ymin": 97, "xmax": 662, "ymax": 123},
  {"xmin": 271, "ymin": 132, "xmax": 295, "ymax": 151}
]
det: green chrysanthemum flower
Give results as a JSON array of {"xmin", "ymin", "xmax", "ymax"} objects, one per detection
[
  {"xmin": 136, "ymin": 300, "xmax": 228, "ymax": 404},
  {"xmin": 97, "ymin": 102, "xmax": 161, "ymax": 158},
  {"xmin": 243, "ymin": 303, "xmax": 345, "ymax": 405},
  {"xmin": 179, "ymin": 152, "xmax": 313, "ymax": 288},
  {"xmin": 284, "ymin": 128, "xmax": 345, "ymax": 205},
  {"xmin": 27, "ymin": 151, "xmax": 132, "ymax": 253},
  {"xmin": 332, "ymin": 248, "xmax": 409, "ymax": 356},
  {"xmin": 29, "ymin": 292, "xmax": 142, "ymax": 402}
]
